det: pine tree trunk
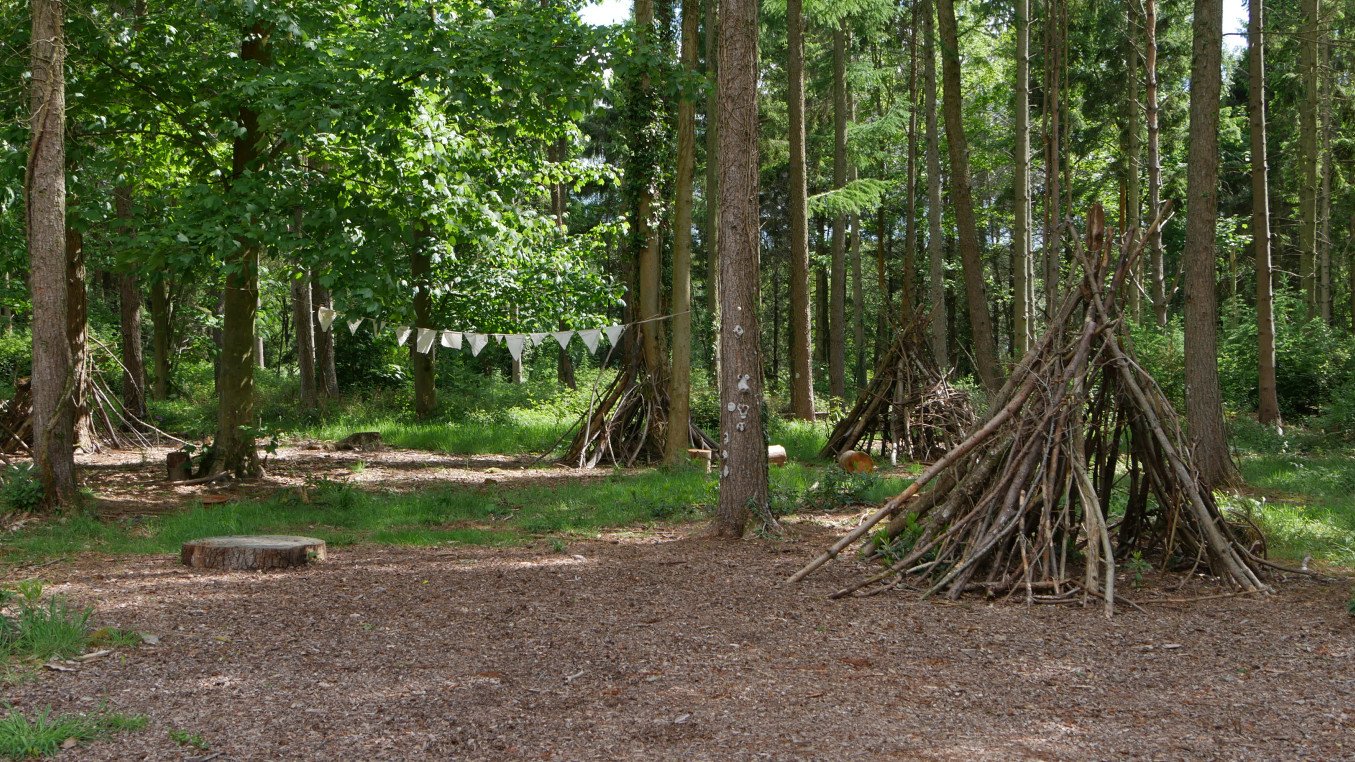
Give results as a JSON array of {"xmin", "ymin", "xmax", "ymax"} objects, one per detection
[
  {"xmin": 1014, "ymin": 0, "xmax": 1033, "ymax": 355},
  {"xmin": 292, "ymin": 272, "xmax": 317, "ymax": 411},
  {"xmin": 150, "ymin": 279, "xmax": 172, "ymax": 400},
  {"xmin": 829, "ymin": 21, "xmax": 849, "ymax": 401},
  {"xmin": 815, "ymin": 263, "xmax": 828, "ymax": 363},
  {"xmin": 1298, "ymin": 0, "xmax": 1320, "ymax": 318},
  {"xmin": 664, "ymin": 0, "xmax": 699, "ymax": 463},
  {"xmin": 922, "ymin": 0, "xmax": 947, "ymax": 367},
  {"xmin": 114, "ymin": 187, "xmax": 146, "ymax": 420},
  {"xmin": 901, "ymin": 5, "xmax": 920, "ymax": 326},
  {"xmin": 1043, "ymin": 0, "xmax": 1063, "ymax": 313},
  {"xmin": 632, "ymin": 0, "xmax": 666, "ymax": 382},
  {"xmin": 1183, "ymin": 0, "xmax": 1237, "ymax": 489},
  {"xmin": 411, "ymin": 231, "xmax": 436, "ymax": 418},
  {"xmin": 216, "ymin": 21, "xmax": 269, "ymax": 479},
  {"xmin": 312, "ymin": 282, "xmax": 339, "ymax": 397},
  {"xmin": 28, "ymin": 0, "xmax": 77, "ymax": 506},
  {"xmin": 786, "ymin": 0, "xmax": 815, "ymax": 420},
  {"xmin": 936, "ymin": 0, "xmax": 1002, "ymax": 393},
  {"xmin": 1144, "ymin": 0, "xmax": 1166, "ymax": 325},
  {"xmin": 851, "ymin": 195, "xmax": 865, "ymax": 390},
  {"xmin": 714, "ymin": 0, "xmax": 766, "ymax": 538},
  {"xmin": 1123, "ymin": 0, "xmax": 1142, "ymax": 321},
  {"xmin": 66, "ymin": 223, "xmax": 92, "ymax": 451},
  {"xmin": 1318, "ymin": 35, "xmax": 1332, "ymax": 326}
]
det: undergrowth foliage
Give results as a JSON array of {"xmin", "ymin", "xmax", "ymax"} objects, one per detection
[
  {"xmin": 0, "ymin": 581, "xmax": 91, "ymax": 663},
  {"xmin": 0, "ymin": 465, "xmax": 43, "ymax": 513}
]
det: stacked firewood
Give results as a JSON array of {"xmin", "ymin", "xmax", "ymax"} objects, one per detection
[{"xmin": 792, "ymin": 204, "xmax": 1270, "ymax": 614}]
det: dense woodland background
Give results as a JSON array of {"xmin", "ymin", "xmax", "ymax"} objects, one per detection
[{"xmin": 2, "ymin": 0, "xmax": 1354, "ymax": 533}]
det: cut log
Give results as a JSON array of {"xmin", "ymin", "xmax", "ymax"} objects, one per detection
[
  {"xmin": 335, "ymin": 431, "xmax": 382, "ymax": 451},
  {"xmin": 768, "ymin": 445, "xmax": 788, "ymax": 466},
  {"xmin": 166, "ymin": 451, "xmax": 191, "ymax": 481},
  {"xmin": 687, "ymin": 448, "xmax": 713, "ymax": 472},
  {"xmin": 181, "ymin": 535, "xmax": 326, "ymax": 571},
  {"xmin": 837, "ymin": 450, "xmax": 874, "ymax": 473}
]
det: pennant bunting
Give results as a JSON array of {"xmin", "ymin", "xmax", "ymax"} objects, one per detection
[
  {"xmin": 441, "ymin": 331, "xmax": 462, "ymax": 350},
  {"xmin": 347, "ymin": 318, "xmax": 364, "ymax": 335},
  {"xmin": 578, "ymin": 329, "xmax": 601, "ymax": 354},
  {"xmin": 530, "ymin": 332, "xmax": 550, "ymax": 347},
  {"xmin": 604, "ymin": 325, "xmax": 624, "ymax": 347},
  {"xmin": 505, "ymin": 335, "xmax": 526, "ymax": 361},
  {"xmin": 372, "ymin": 321, "xmax": 386, "ymax": 337},
  {"xmin": 317, "ymin": 306, "xmax": 337, "ymax": 332},
  {"xmin": 553, "ymin": 330, "xmax": 574, "ymax": 350},
  {"xmin": 395, "ymin": 326, "xmax": 413, "ymax": 346},
  {"xmin": 467, "ymin": 332, "xmax": 489, "ymax": 356},
  {"xmin": 416, "ymin": 328, "xmax": 436, "ymax": 354}
]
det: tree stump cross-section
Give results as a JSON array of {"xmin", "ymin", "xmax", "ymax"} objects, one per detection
[{"xmin": 181, "ymin": 536, "xmax": 327, "ymax": 571}]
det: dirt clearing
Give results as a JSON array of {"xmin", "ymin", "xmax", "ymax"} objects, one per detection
[{"xmin": 4, "ymin": 522, "xmax": 1353, "ymax": 760}]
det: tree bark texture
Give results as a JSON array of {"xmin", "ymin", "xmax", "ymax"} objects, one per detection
[
  {"xmin": 114, "ymin": 186, "xmax": 146, "ymax": 421},
  {"xmin": 1182, "ymin": 0, "xmax": 1238, "ymax": 489},
  {"xmin": 704, "ymin": 0, "xmax": 720, "ymax": 379},
  {"xmin": 714, "ymin": 0, "xmax": 766, "ymax": 538},
  {"xmin": 1298, "ymin": 0, "xmax": 1320, "ymax": 317},
  {"xmin": 922, "ymin": 0, "xmax": 947, "ymax": 367},
  {"xmin": 786, "ymin": 0, "xmax": 815, "ymax": 420},
  {"xmin": 150, "ymin": 278, "xmax": 172, "ymax": 400},
  {"xmin": 1144, "ymin": 0, "xmax": 1166, "ymax": 325},
  {"xmin": 28, "ymin": 0, "xmax": 77, "ymax": 506},
  {"xmin": 1249, "ymin": 0, "xmax": 1280, "ymax": 427},
  {"xmin": 1042, "ymin": 0, "xmax": 1063, "ymax": 314},
  {"xmin": 292, "ymin": 271, "xmax": 317, "ymax": 411},
  {"xmin": 1014, "ymin": 0, "xmax": 1033, "ymax": 356},
  {"xmin": 829, "ymin": 21, "xmax": 848, "ymax": 401},
  {"xmin": 936, "ymin": 0, "xmax": 1002, "ymax": 393},
  {"xmin": 1122, "ymin": 0, "xmax": 1142, "ymax": 321}
]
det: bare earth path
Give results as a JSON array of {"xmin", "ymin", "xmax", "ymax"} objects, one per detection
[{"xmin": 6, "ymin": 524, "xmax": 1353, "ymax": 760}]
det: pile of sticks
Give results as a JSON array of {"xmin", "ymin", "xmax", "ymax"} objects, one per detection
[
  {"xmin": 561, "ymin": 365, "xmax": 716, "ymax": 468},
  {"xmin": 0, "ymin": 377, "xmax": 31, "ymax": 454},
  {"xmin": 820, "ymin": 321, "xmax": 975, "ymax": 464},
  {"xmin": 791, "ymin": 204, "xmax": 1270, "ymax": 614}
]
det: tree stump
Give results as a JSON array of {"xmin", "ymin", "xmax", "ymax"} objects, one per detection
[
  {"xmin": 335, "ymin": 432, "xmax": 382, "ymax": 451},
  {"xmin": 166, "ymin": 451, "xmax": 192, "ymax": 481},
  {"xmin": 767, "ymin": 445, "xmax": 788, "ymax": 467},
  {"xmin": 837, "ymin": 450, "xmax": 874, "ymax": 474},
  {"xmin": 181, "ymin": 536, "xmax": 326, "ymax": 571}
]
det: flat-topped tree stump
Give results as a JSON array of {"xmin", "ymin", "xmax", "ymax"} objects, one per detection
[{"xmin": 181, "ymin": 536, "xmax": 326, "ymax": 571}]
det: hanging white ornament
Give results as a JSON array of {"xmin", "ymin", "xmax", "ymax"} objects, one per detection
[
  {"xmin": 372, "ymin": 321, "xmax": 386, "ymax": 337},
  {"xmin": 505, "ymin": 335, "xmax": 526, "ymax": 361},
  {"xmin": 603, "ymin": 324, "xmax": 624, "ymax": 347},
  {"xmin": 316, "ymin": 306, "xmax": 337, "ymax": 331},
  {"xmin": 416, "ymin": 328, "xmax": 436, "ymax": 354},
  {"xmin": 552, "ymin": 330, "xmax": 574, "ymax": 350},
  {"xmin": 529, "ymin": 332, "xmax": 550, "ymax": 347},
  {"xmin": 578, "ymin": 329, "xmax": 601, "ymax": 354},
  {"xmin": 441, "ymin": 331, "xmax": 463, "ymax": 350},
  {"xmin": 467, "ymin": 332, "xmax": 489, "ymax": 356},
  {"xmin": 395, "ymin": 326, "xmax": 413, "ymax": 346},
  {"xmin": 347, "ymin": 318, "xmax": 363, "ymax": 335}
]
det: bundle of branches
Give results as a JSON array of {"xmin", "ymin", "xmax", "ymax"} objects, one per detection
[
  {"xmin": 791, "ymin": 204, "xmax": 1270, "ymax": 614},
  {"xmin": 0, "ymin": 377, "xmax": 32, "ymax": 454},
  {"xmin": 820, "ymin": 319, "xmax": 975, "ymax": 464},
  {"xmin": 561, "ymin": 359, "xmax": 715, "ymax": 468}
]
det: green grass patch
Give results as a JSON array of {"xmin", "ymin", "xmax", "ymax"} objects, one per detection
[
  {"xmin": 1, "ymin": 582, "xmax": 92, "ymax": 664},
  {"xmin": 0, "ymin": 706, "xmax": 146, "ymax": 759},
  {"xmin": 1237, "ymin": 452, "xmax": 1355, "ymax": 566}
]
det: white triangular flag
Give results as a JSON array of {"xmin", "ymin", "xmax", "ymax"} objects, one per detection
[
  {"xmin": 497, "ymin": 334, "xmax": 507, "ymax": 345},
  {"xmin": 395, "ymin": 326, "xmax": 413, "ymax": 346},
  {"xmin": 372, "ymin": 321, "xmax": 386, "ymax": 337},
  {"xmin": 530, "ymin": 332, "xmax": 550, "ymax": 347},
  {"xmin": 347, "ymin": 318, "xmax": 363, "ymax": 335},
  {"xmin": 604, "ymin": 324, "xmax": 624, "ymax": 347},
  {"xmin": 467, "ymin": 332, "xmax": 488, "ymax": 356},
  {"xmin": 317, "ymin": 306, "xmax": 337, "ymax": 331},
  {"xmin": 416, "ymin": 328, "xmax": 436, "ymax": 354},
  {"xmin": 552, "ymin": 330, "xmax": 573, "ymax": 350},
  {"xmin": 578, "ymin": 329, "xmax": 601, "ymax": 354},
  {"xmin": 505, "ymin": 335, "xmax": 526, "ymax": 361},
  {"xmin": 441, "ymin": 331, "xmax": 462, "ymax": 350}
]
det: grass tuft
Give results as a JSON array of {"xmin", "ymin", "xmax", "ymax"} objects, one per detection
[{"xmin": 0, "ymin": 706, "xmax": 146, "ymax": 759}]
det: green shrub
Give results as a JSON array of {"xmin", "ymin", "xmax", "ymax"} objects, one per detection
[
  {"xmin": 0, "ymin": 330, "xmax": 30, "ymax": 387},
  {"xmin": 1218, "ymin": 294, "xmax": 1355, "ymax": 417},
  {"xmin": 0, "ymin": 465, "xmax": 44, "ymax": 513}
]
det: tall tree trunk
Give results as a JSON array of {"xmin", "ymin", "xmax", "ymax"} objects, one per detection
[
  {"xmin": 815, "ymin": 262, "xmax": 828, "ymax": 363},
  {"xmin": 66, "ymin": 224, "xmax": 92, "ymax": 451},
  {"xmin": 1013, "ymin": 0, "xmax": 1033, "ymax": 355},
  {"xmin": 923, "ymin": 0, "xmax": 947, "ymax": 367},
  {"xmin": 828, "ymin": 20, "xmax": 849, "ymax": 401},
  {"xmin": 714, "ymin": 0, "xmax": 766, "ymax": 538},
  {"xmin": 411, "ymin": 232, "xmax": 436, "ymax": 418},
  {"xmin": 28, "ymin": 0, "xmax": 77, "ymax": 506},
  {"xmin": 216, "ymin": 21, "xmax": 269, "ymax": 478},
  {"xmin": 114, "ymin": 187, "xmax": 146, "ymax": 420},
  {"xmin": 936, "ymin": 0, "xmax": 1002, "ymax": 393},
  {"xmin": 704, "ymin": 0, "xmax": 720, "ymax": 378},
  {"xmin": 664, "ymin": 0, "xmax": 699, "ymax": 463},
  {"xmin": 292, "ymin": 271, "xmax": 317, "ymax": 411},
  {"xmin": 1144, "ymin": 0, "xmax": 1166, "ymax": 325},
  {"xmin": 549, "ymin": 142, "xmax": 577, "ymax": 389},
  {"xmin": 1298, "ymin": 0, "xmax": 1320, "ymax": 318},
  {"xmin": 633, "ymin": 0, "xmax": 666, "ymax": 381},
  {"xmin": 150, "ymin": 279, "xmax": 171, "ymax": 400},
  {"xmin": 786, "ymin": 0, "xmax": 815, "ymax": 419},
  {"xmin": 1123, "ymin": 0, "xmax": 1142, "ymax": 322},
  {"xmin": 850, "ymin": 181, "xmax": 865, "ymax": 390},
  {"xmin": 1042, "ymin": 0, "xmax": 1063, "ymax": 313},
  {"xmin": 1183, "ymin": 0, "xmax": 1237, "ymax": 489},
  {"xmin": 901, "ymin": 4, "xmax": 919, "ymax": 325},
  {"xmin": 312, "ymin": 283, "xmax": 338, "ymax": 397},
  {"xmin": 1318, "ymin": 34, "xmax": 1332, "ymax": 325}
]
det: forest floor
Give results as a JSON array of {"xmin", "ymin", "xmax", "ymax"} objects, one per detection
[{"xmin": 4, "ymin": 515, "xmax": 1353, "ymax": 760}]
